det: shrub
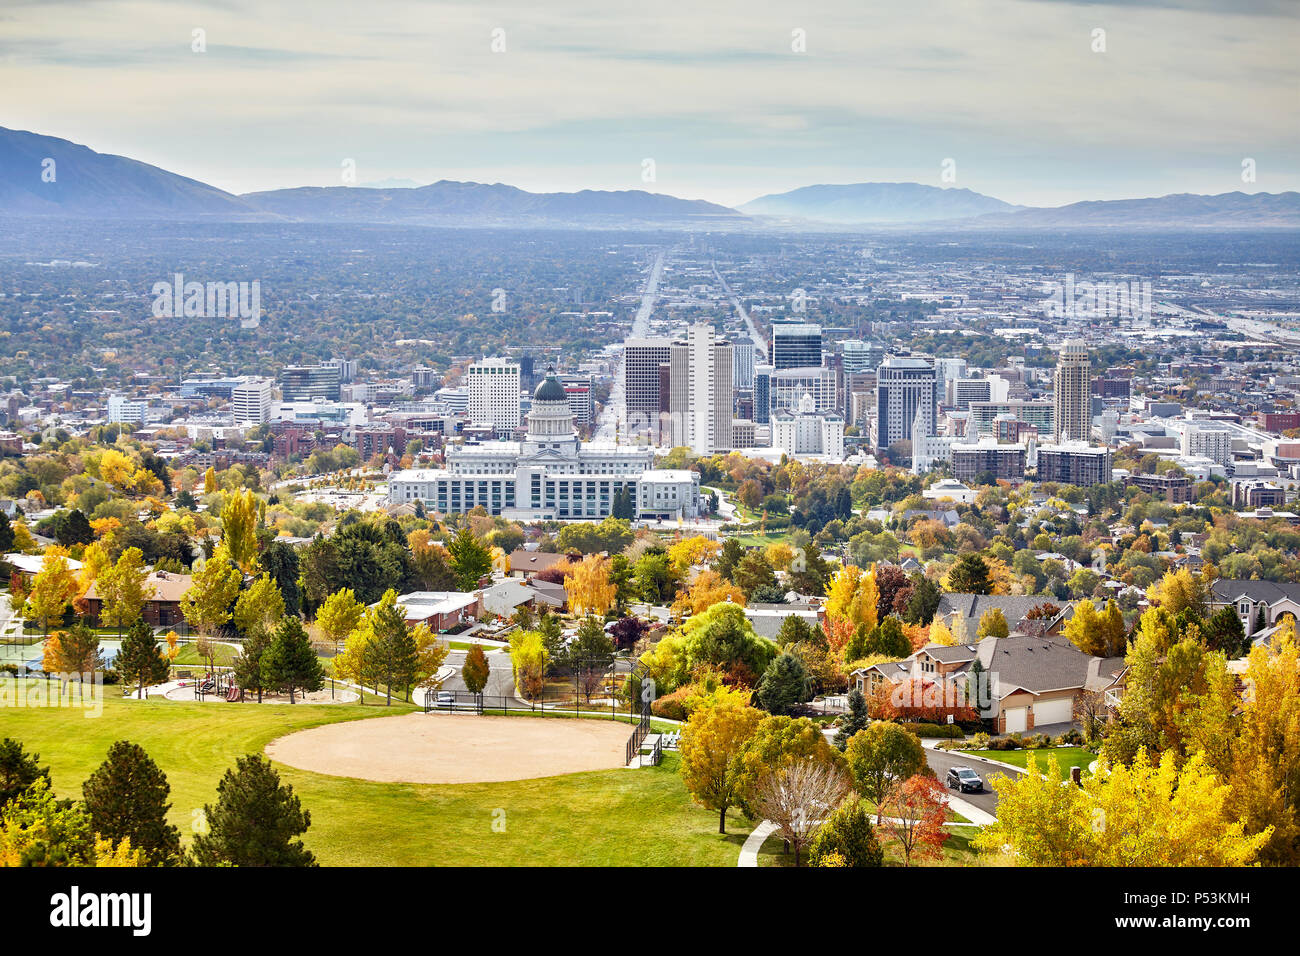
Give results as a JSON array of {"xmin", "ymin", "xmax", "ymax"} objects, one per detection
[
  {"xmin": 807, "ymin": 795, "xmax": 883, "ymax": 868},
  {"xmin": 900, "ymin": 722, "xmax": 963, "ymax": 739}
]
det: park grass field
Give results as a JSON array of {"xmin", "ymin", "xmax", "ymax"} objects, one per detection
[{"xmin": 1, "ymin": 695, "xmax": 757, "ymax": 866}]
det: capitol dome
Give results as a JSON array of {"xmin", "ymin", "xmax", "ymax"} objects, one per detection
[{"xmin": 533, "ymin": 368, "xmax": 568, "ymax": 403}]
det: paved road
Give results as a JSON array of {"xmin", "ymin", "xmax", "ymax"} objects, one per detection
[
  {"xmin": 924, "ymin": 747, "xmax": 1022, "ymax": 819},
  {"xmin": 711, "ymin": 260, "xmax": 768, "ymax": 364},
  {"xmin": 596, "ymin": 249, "xmax": 664, "ymax": 444},
  {"xmin": 438, "ymin": 648, "xmax": 516, "ymax": 696}
]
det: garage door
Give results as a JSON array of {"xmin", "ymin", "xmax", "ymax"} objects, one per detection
[
  {"xmin": 1004, "ymin": 707, "xmax": 1028, "ymax": 733},
  {"xmin": 1034, "ymin": 697, "xmax": 1074, "ymax": 726}
]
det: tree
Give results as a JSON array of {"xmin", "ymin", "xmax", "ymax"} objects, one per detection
[
  {"xmin": 412, "ymin": 623, "xmax": 450, "ymax": 695},
  {"xmin": 735, "ymin": 715, "xmax": 844, "ymax": 819},
  {"xmin": 753, "ymin": 653, "xmax": 813, "ymax": 716},
  {"xmin": 0, "ymin": 512, "xmax": 12, "ymax": 554},
  {"xmin": 902, "ymin": 576, "xmax": 941, "ymax": 625},
  {"xmin": 260, "ymin": 540, "xmax": 301, "ymax": 617},
  {"xmin": 82, "ymin": 741, "xmax": 182, "ymax": 866},
  {"xmin": 941, "ymin": 554, "xmax": 992, "ymax": 595},
  {"xmin": 315, "ymin": 587, "xmax": 365, "ymax": 654},
  {"xmin": 0, "ymin": 738, "xmax": 50, "ymax": 809},
  {"xmin": 671, "ymin": 569, "xmax": 746, "ymax": 617},
  {"xmin": 508, "ymin": 630, "xmax": 549, "ymax": 701},
  {"xmin": 203, "ymin": 466, "xmax": 217, "ymax": 495},
  {"xmin": 462, "ymin": 643, "xmax": 490, "ymax": 695},
  {"xmin": 825, "ymin": 564, "xmax": 879, "ymax": 633},
  {"xmin": 1063, "ymin": 598, "xmax": 1106, "ymax": 657},
  {"xmin": 1203, "ymin": 605, "xmax": 1248, "ymax": 657},
  {"xmin": 977, "ymin": 607, "xmax": 1009, "ymax": 639},
  {"xmin": 54, "ymin": 509, "xmax": 93, "ymax": 548},
  {"xmin": 261, "ymin": 616, "xmax": 324, "ymax": 703},
  {"xmin": 1146, "ymin": 567, "xmax": 1209, "ymax": 618},
  {"xmin": 752, "ymin": 759, "xmax": 851, "ymax": 866},
  {"xmin": 807, "ymin": 793, "xmax": 883, "ymax": 867},
  {"xmin": 359, "ymin": 602, "xmax": 416, "ymax": 704},
  {"xmin": 609, "ymin": 615, "xmax": 650, "ymax": 652},
  {"xmin": 232, "ymin": 573, "xmax": 285, "ymax": 640},
  {"xmin": 733, "ymin": 551, "xmax": 778, "ymax": 599},
  {"xmin": 97, "ymin": 546, "xmax": 155, "ymax": 634},
  {"xmin": 880, "ymin": 773, "xmax": 948, "ymax": 866},
  {"xmin": 181, "ymin": 546, "xmax": 242, "ymax": 636},
  {"xmin": 26, "ymin": 553, "xmax": 77, "ymax": 633},
  {"xmin": 0, "ymin": 779, "xmax": 143, "ymax": 868},
  {"xmin": 42, "ymin": 623, "xmax": 104, "ymax": 680},
  {"xmin": 565, "ymin": 553, "xmax": 617, "ymax": 617},
  {"xmin": 845, "ymin": 721, "xmax": 927, "ymax": 822},
  {"xmin": 117, "ymin": 617, "xmax": 170, "ymax": 699},
  {"xmin": 447, "ymin": 526, "xmax": 493, "ymax": 590},
  {"xmin": 679, "ymin": 700, "xmax": 764, "ymax": 834},
  {"xmin": 189, "ymin": 754, "xmax": 316, "ymax": 867},
  {"xmin": 834, "ymin": 688, "xmax": 870, "ymax": 751},
  {"xmin": 233, "ymin": 627, "xmax": 271, "ymax": 702},
  {"xmin": 220, "ymin": 488, "xmax": 260, "ymax": 571},
  {"xmin": 976, "ymin": 751, "xmax": 1269, "ymax": 866}
]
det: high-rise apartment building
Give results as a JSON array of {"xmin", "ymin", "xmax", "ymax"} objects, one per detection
[
  {"xmin": 467, "ymin": 358, "xmax": 522, "ymax": 433},
  {"xmin": 1052, "ymin": 340, "xmax": 1091, "ymax": 442},
  {"xmin": 875, "ymin": 357, "xmax": 937, "ymax": 452},
  {"xmin": 732, "ymin": 340, "xmax": 756, "ymax": 390}
]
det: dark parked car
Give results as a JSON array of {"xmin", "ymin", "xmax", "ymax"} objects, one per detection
[{"xmin": 946, "ymin": 767, "xmax": 984, "ymax": 793}]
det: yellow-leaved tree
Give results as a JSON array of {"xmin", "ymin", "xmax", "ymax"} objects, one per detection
[
  {"xmin": 671, "ymin": 569, "xmax": 747, "ymax": 617},
  {"xmin": 976, "ymin": 750, "xmax": 1269, "ymax": 866},
  {"xmin": 824, "ymin": 564, "xmax": 878, "ymax": 633},
  {"xmin": 565, "ymin": 553, "xmax": 616, "ymax": 617},
  {"xmin": 679, "ymin": 699, "xmax": 764, "ymax": 835}
]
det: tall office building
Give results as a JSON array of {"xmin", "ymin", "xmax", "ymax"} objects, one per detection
[
  {"xmin": 106, "ymin": 394, "xmax": 146, "ymax": 425},
  {"xmin": 623, "ymin": 338, "xmax": 672, "ymax": 437},
  {"xmin": 841, "ymin": 340, "xmax": 884, "ymax": 374},
  {"xmin": 952, "ymin": 377, "xmax": 992, "ymax": 410},
  {"xmin": 322, "ymin": 358, "xmax": 357, "ymax": 384},
  {"xmin": 875, "ymin": 357, "xmax": 937, "ymax": 452},
  {"xmin": 771, "ymin": 322, "xmax": 823, "ymax": 370},
  {"xmin": 732, "ymin": 340, "xmax": 756, "ymax": 390},
  {"xmin": 1052, "ymin": 340, "xmax": 1091, "ymax": 443},
  {"xmin": 231, "ymin": 377, "xmax": 273, "ymax": 425},
  {"xmin": 280, "ymin": 365, "xmax": 342, "ymax": 402},
  {"xmin": 467, "ymin": 357, "xmax": 522, "ymax": 433}
]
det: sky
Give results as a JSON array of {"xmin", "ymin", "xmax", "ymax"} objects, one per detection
[{"xmin": 2, "ymin": 0, "xmax": 1298, "ymax": 208}]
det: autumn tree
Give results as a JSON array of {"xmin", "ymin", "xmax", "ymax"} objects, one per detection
[
  {"xmin": 220, "ymin": 488, "xmax": 260, "ymax": 572},
  {"xmin": 845, "ymin": 721, "xmax": 927, "ymax": 822},
  {"xmin": 97, "ymin": 546, "xmax": 155, "ymax": 635},
  {"xmin": 670, "ymin": 569, "xmax": 746, "ymax": 617},
  {"xmin": 735, "ymin": 715, "xmax": 845, "ymax": 819},
  {"xmin": 977, "ymin": 607, "xmax": 1009, "ymax": 639},
  {"xmin": 807, "ymin": 793, "xmax": 883, "ymax": 867},
  {"xmin": 25, "ymin": 553, "xmax": 77, "ymax": 633},
  {"xmin": 41, "ymin": 623, "xmax": 104, "ymax": 680},
  {"xmin": 1146, "ymin": 567, "xmax": 1210, "ymax": 618},
  {"xmin": 315, "ymin": 588, "xmax": 365, "ymax": 654},
  {"xmin": 181, "ymin": 546, "xmax": 242, "ymax": 636},
  {"xmin": 880, "ymin": 774, "xmax": 948, "ymax": 866},
  {"xmin": 565, "ymin": 553, "xmax": 616, "ymax": 617},
  {"xmin": 976, "ymin": 751, "xmax": 1268, "ymax": 867},
  {"xmin": 232, "ymin": 573, "xmax": 285, "ymax": 640},
  {"xmin": 679, "ymin": 700, "xmax": 765, "ymax": 834},
  {"xmin": 462, "ymin": 643, "xmax": 491, "ymax": 696}
]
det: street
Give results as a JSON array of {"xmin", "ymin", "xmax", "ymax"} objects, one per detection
[{"xmin": 924, "ymin": 746, "xmax": 1023, "ymax": 819}]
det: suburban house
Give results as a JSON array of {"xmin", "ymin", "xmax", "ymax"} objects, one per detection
[
  {"xmin": 392, "ymin": 591, "xmax": 481, "ymax": 631},
  {"xmin": 852, "ymin": 634, "xmax": 1107, "ymax": 734},
  {"xmin": 3, "ymin": 551, "xmax": 83, "ymax": 583},
  {"xmin": 507, "ymin": 549, "xmax": 571, "ymax": 581},
  {"xmin": 479, "ymin": 578, "xmax": 553, "ymax": 619},
  {"xmin": 1209, "ymin": 579, "xmax": 1300, "ymax": 639},
  {"xmin": 744, "ymin": 601, "xmax": 823, "ymax": 640},
  {"xmin": 83, "ymin": 569, "xmax": 191, "ymax": 629},
  {"xmin": 934, "ymin": 593, "xmax": 1074, "ymax": 638}
]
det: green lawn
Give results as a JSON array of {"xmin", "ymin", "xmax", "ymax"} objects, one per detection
[
  {"xmin": 170, "ymin": 642, "xmax": 240, "ymax": 667},
  {"xmin": 964, "ymin": 747, "xmax": 1096, "ymax": 774},
  {"xmin": 1, "ymin": 696, "xmax": 755, "ymax": 866}
]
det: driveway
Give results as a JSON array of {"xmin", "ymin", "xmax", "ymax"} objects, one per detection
[{"xmin": 924, "ymin": 746, "xmax": 1023, "ymax": 819}]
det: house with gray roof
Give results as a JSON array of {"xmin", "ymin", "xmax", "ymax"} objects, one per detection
[
  {"xmin": 1209, "ymin": 579, "xmax": 1300, "ymax": 638},
  {"xmin": 934, "ymin": 593, "xmax": 1074, "ymax": 638}
]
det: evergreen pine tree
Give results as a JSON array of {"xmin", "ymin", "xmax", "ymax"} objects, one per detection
[
  {"xmin": 233, "ymin": 628, "xmax": 271, "ymax": 702},
  {"xmin": 189, "ymin": 754, "xmax": 316, "ymax": 867},
  {"xmin": 261, "ymin": 616, "xmax": 323, "ymax": 704},
  {"xmin": 117, "ymin": 617, "xmax": 170, "ymax": 699},
  {"xmin": 0, "ymin": 738, "xmax": 50, "ymax": 809},
  {"xmin": 82, "ymin": 740, "xmax": 182, "ymax": 866},
  {"xmin": 835, "ymin": 688, "xmax": 870, "ymax": 751}
]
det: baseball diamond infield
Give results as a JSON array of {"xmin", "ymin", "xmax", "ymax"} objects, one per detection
[{"xmin": 264, "ymin": 712, "xmax": 632, "ymax": 783}]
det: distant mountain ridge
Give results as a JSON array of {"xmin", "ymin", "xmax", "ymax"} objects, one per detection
[
  {"xmin": 739, "ymin": 182, "xmax": 1021, "ymax": 223},
  {"xmin": 2, "ymin": 127, "xmax": 1299, "ymax": 228},
  {"xmin": 242, "ymin": 180, "xmax": 740, "ymax": 223}
]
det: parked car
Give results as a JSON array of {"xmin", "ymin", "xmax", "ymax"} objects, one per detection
[
  {"xmin": 435, "ymin": 691, "xmax": 456, "ymax": 704},
  {"xmin": 946, "ymin": 767, "xmax": 984, "ymax": 793}
]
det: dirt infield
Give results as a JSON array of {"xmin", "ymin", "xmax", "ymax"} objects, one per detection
[{"xmin": 264, "ymin": 712, "xmax": 632, "ymax": 784}]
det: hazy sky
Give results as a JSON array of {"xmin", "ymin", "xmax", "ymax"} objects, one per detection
[{"xmin": 3, "ymin": 0, "xmax": 1298, "ymax": 207}]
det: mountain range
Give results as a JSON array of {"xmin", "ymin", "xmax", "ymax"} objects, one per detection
[{"xmin": 2, "ymin": 126, "xmax": 1298, "ymax": 229}]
